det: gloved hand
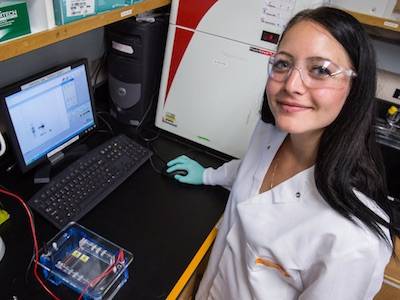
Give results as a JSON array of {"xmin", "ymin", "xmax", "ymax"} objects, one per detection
[{"xmin": 166, "ymin": 155, "xmax": 205, "ymax": 185}]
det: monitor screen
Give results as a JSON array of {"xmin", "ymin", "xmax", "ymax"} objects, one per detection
[{"xmin": 1, "ymin": 59, "xmax": 96, "ymax": 172}]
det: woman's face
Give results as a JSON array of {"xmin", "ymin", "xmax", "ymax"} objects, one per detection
[{"xmin": 266, "ymin": 20, "xmax": 353, "ymax": 137}]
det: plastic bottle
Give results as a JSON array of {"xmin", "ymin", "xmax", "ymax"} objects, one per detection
[{"xmin": 386, "ymin": 105, "xmax": 400, "ymax": 127}]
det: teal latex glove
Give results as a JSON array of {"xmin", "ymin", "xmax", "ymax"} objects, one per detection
[{"xmin": 166, "ymin": 155, "xmax": 205, "ymax": 185}]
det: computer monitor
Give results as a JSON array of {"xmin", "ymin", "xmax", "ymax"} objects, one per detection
[{"xmin": 0, "ymin": 59, "xmax": 96, "ymax": 173}]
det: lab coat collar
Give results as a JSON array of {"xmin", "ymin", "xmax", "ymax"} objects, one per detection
[
  {"xmin": 251, "ymin": 125, "xmax": 287, "ymax": 195},
  {"xmin": 270, "ymin": 165, "xmax": 315, "ymax": 204},
  {"xmin": 251, "ymin": 165, "xmax": 315, "ymax": 205},
  {"xmin": 251, "ymin": 124, "xmax": 315, "ymax": 204},
  {"xmin": 251, "ymin": 123, "xmax": 316, "ymax": 204}
]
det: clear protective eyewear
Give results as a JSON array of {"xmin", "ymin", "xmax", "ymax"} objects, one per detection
[{"xmin": 267, "ymin": 53, "xmax": 357, "ymax": 89}]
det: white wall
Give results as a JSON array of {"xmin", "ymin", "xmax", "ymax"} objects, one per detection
[{"xmin": 373, "ymin": 38, "xmax": 400, "ymax": 75}]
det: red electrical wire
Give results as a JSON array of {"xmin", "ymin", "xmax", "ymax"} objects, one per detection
[
  {"xmin": 1, "ymin": 187, "xmax": 127, "ymax": 300},
  {"xmin": 0, "ymin": 187, "xmax": 61, "ymax": 300},
  {"xmin": 77, "ymin": 250, "xmax": 125, "ymax": 300}
]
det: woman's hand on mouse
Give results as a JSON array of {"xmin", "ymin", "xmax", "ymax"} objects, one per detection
[{"xmin": 166, "ymin": 155, "xmax": 205, "ymax": 185}]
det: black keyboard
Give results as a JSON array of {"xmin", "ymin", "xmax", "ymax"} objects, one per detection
[{"xmin": 28, "ymin": 134, "xmax": 152, "ymax": 228}]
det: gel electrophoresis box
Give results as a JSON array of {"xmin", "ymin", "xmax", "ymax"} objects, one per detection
[{"xmin": 38, "ymin": 222, "xmax": 133, "ymax": 299}]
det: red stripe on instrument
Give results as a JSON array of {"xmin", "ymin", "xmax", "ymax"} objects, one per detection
[
  {"xmin": 164, "ymin": 0, "xmax": 218, "ymax": 105},
  {"xmin": 164, "ymin": 28, "xmax": 193, "ymax": 105},
  {"xmin": 176, "ymin": 0, "xmax": 218, "ymax": 30}
]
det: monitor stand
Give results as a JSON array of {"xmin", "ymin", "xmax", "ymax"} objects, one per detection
[
  {"xmin": 0, "ymin": 236, "xmax": 5, "ymax": 262},
  {"xmin": 34, "ymin": 163, "xmax": 52, "ymax": 184},
  {"xmin": 34, "ymin": 144, "xmax": 89, "ymax": 184}
]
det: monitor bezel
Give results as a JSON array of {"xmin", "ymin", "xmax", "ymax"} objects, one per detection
[{"xmin": 0, "ymin": 58, "xmax": 97, "ymax": 173}]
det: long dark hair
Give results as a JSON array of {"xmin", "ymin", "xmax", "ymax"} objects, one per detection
[{"xmin": 263, "ymin": 7, "xmax": 399, "ymax": 247}]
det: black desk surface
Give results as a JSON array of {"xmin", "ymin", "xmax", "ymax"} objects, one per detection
[{"xmin": 0, "ymin": 128, "xmax": 229, "ymax": 299}]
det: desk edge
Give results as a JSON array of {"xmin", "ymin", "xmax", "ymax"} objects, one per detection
[{"xmin": 166, "ymin": 226, "xmax": 218, "ymax": 299}]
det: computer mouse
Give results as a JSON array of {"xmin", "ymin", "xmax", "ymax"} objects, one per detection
[{"xmin": 161, "ymin": 166, "xmax": 188, "ymax": 179}]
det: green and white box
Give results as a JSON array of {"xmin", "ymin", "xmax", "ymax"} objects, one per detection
[
  {"xmin": 0, "ymin": 1, "xmax": 30, "ymax": 42},
  {"xmin": 53, "ymin": 0, "xmax": 96, "ymax": 25}
]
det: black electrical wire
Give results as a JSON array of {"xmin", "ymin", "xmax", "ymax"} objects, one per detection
[
  {"xmin": 145, "ymin": 139, "xmax": 165, "ymax": 174},
  {"xmin": 138, "ymin": 127, "xmax": 160, "ymax": 143},
  {"xmin": 135, "ymin": 91, "xmax": 158, "ymax": 135},
  {"xmin": 25, "ymin": 253, "xmax": 35, "ymax": 285},
  {"xmin": 92, "ymin": 52, "xmax": 108, "ymax": 91},
  {"xmin": 90, "ymin": 56, "xmax": 102, "ymax": 81},
  {"xmin": 96, "ymin": 112, "xmax": 115, "ymax": 136}
]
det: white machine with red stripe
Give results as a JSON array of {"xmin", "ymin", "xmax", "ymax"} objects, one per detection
[{"xmin": 155, "ymin": 0, "xmax": 325, "ymax": 158}]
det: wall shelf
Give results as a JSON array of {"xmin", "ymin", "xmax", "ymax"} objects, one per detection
[
  {"xmin": 0, "ymin": 0, "xmax": 171, "ymax": 62},
  {"xmin": 346, "ymin": 10, "xmax": 399, "ymax": 33}
]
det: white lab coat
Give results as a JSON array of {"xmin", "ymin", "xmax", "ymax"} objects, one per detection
[{"xmin": 196, "ymin": 120, "xmax": 392, "ymax": 300}]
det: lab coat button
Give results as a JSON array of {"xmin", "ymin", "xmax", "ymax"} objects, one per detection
[
  {"xmin": 296, "ymin": 192, "xmax": 301, "ymax": 198},
  {"xmin": 267, "ymin": 145, "xmax": 271, "ymax": 149}
]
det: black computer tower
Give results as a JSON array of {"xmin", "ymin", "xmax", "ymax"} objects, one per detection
[{"xmin": 106, "ymin": 15, "xmax": 168, "ymax": 126}]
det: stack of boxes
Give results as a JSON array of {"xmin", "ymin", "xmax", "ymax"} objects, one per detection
[
  {"xmin": 53, "ymin": 0, "xmax": 139, "ymax": 25},
  {"xmin": 0, "ymin": 0, "xmax": 142, "ymax": 42}
]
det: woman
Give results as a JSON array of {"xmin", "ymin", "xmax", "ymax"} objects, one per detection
[{"xmin": 167, "ymin": 7, "xmax": 399, "ymax": 299}]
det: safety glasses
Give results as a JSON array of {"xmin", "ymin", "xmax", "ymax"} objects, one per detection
[{"xmin": 268, "ymin": 53, "xmax": 357, "ymax": 89}]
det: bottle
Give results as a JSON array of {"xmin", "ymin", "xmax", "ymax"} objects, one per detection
[{"xmin": 386, "ymin": 105, "xmax": 400, "ymax": 127}]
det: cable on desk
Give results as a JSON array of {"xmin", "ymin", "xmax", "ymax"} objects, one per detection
[
  {"xmin": 149, "ymin": 155, "xmax": 163, "ymax": 174},
  {"xmin": 25, "ymin": 253, "xmax": 35, "ymax": 286},
  {"xmin": 159, "ymin": 131, "xmax": 233, "ymax": 163},
  {"xmin": 138, "ymin": 126, "xmax": 160, "ymax": 143},
  {"xmin": 144, "ymin": 138, "xmax": 165, "ymax": 174},
  {"xmin": 140, "ymin": 131, "xmax": 203, "ymax": 174},
  {"xmin": 0, "ymin": 184, "xmax": 37, "ymax": 288},
  {"xmin": 0, "ymin": 187, "xmax": 61, "ymax": 300},
  {"xmin": 147, "ymin": 139, "xmax": 164, "ymax": 162},
  {"xmin": 77, "ymin": 249, "xmax": 125, "ymax": 300},
  {"xmin": 6, "ymin": 162, "xmax": 16, "ymax": 173},
  {"xmin": 96, "ymin": 112, "xmax": 115, "ymax": 136}
]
